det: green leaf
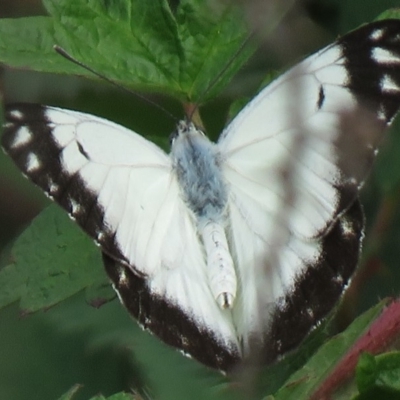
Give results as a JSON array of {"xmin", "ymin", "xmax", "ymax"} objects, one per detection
[
  {"xmin": 0, "ymin": 262, "xmax": 26, "ymax": 310},
  {"xmin": 84, "ymin": 279, "xmax": 116, "ymax": 309},
  {"xmin": 0, "ymin": 0, "xmax": 252, "ymax": 101},
  {"xmin": 43, "ymin": 0, "xmax": 182, "ymax": 88},
  {"xmin": 0, "ymin": 204, "xmax": 106, "ymax": 313},
  {"xmin": 356, "ymin": 351, "xmax": 400, "ymax": 396},
  {"xmin": 376, "ymin": 9, "xmax": 400, "ymax": 21},
  {"xmin": 357, "ymin": 352, "xmax": 378, "ymax": 393},
  {"xmin": 173, "ymin": 0, "xmax": 253, "ymax": 99},
  {"xmin": 272, "ymin": 300, "xmax": 389, "ymax": 399},
  {"xmin": 0, "ymin": 17, "xmax": 59, "ymax": 70}
]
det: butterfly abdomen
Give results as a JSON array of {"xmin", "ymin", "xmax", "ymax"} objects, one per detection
[{"xmin": 200, "ymin": 221, "xmax": 237, "ymax": 308}]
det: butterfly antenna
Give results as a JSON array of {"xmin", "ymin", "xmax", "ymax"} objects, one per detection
[
  {"xmin": 188, "ymin": 31, "xmax": 255, "ymax": 121},
  {"xmin": 53, "ymin": 45, "xmax": 178, "ymax": 123}
]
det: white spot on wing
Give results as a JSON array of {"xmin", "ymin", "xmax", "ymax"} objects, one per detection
[
  {"xmin": 97, "ymin": 232, "xmax": 105, "ymax": 241},
  {"xmin": 372, "ymin": 47, "xmax": 400, "ymax": 64},
  {"xmin": 377, "ymin": 104, "xmax": 388, "ymax": 122},
  {"xmin": 380, "ymin": 74, "xmax": 400, "ymax": 93},
  {"xmin": 70, "ymin": 198, "xmax": 81, "ymax": 215},
  {"xmin": 118, "ymin": 269, "xmax": 128, "ymax": 286},
  {"xmin": 48, "ymin": 181, "xmax": 59, "ymax": 195},
  {"xmin": 370, "ymin": 28, "xmax": 385, "ymax": 41},
  {"xmin": 26, "ymin": 153, "xmax": 41, "ymax": 172},
  {"xmin": 11, "ymin": 127, "xmax": 32, "ymax": 148},
  {"xmin": 340, "ymin": 217, "xmax": 355, "ymax": 237},
  {"xmin": 9, "ymin": 110, "xmax": 23, "ymax": 120},
  {"xmin": 348, "ymin": 176, "xmax": 357, "ymax": 185},
  {"xmin": 333, "ymin": 274, "xmax": 344, "ymax": 285}
]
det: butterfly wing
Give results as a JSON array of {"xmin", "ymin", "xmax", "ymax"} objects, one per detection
[
  {"xmin": 2, "ymin": 104, "xmax": 174, "ymax": 271},
  {"xmin": 221, "ymin": 20, "xmax": 400, "ymax": 239},
  {"xmin": 218, "ymin": 20, "xmax": 400, "ymax": 356},
  {"xmin": 2, "ymin": 104, "xmax": 240, "ymax": 369}
]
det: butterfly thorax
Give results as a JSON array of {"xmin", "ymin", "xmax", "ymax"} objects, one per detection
[{"xmin": 171, "ymin": 120, "xmax": 228, "ymax": 225}]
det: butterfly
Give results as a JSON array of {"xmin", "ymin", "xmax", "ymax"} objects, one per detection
[{"xmin": 3, "ymin": 19, "xmax": 400, "ymax": 373}]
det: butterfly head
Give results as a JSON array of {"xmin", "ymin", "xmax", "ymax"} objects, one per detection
[{"xmin": 170, "ymin": 120, "xmax": 206, "ymax": 145}]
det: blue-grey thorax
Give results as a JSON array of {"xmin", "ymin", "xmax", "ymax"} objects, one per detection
[{"xmin": 171, "ymin": 121, "xmax": 228, "ymax": 225}]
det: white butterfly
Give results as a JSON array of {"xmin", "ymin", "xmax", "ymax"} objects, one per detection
[{"xmin": 3, "ymin": 19, "xmax": 400, "ymax": 372}]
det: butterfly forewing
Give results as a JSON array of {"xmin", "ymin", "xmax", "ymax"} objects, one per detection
[
  {"xmin": 3, "ymin": 20, "xmax": 400, "ymax": 372},
  {"xmin": 2, "ymin": 105, "xmax": 168, "ymax": 266},
  {"xmin": 220, "ymin": 20, "xmax": 400, "ymax": 240}
]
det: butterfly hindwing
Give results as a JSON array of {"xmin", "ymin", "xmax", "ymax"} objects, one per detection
[
  {"xmin": 103, "ymin": 253, "xmax": 241, "ymax": 371},
  {"xmin": 261, "ymin": 200, "xmax": 364, "ymax": 362}
]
